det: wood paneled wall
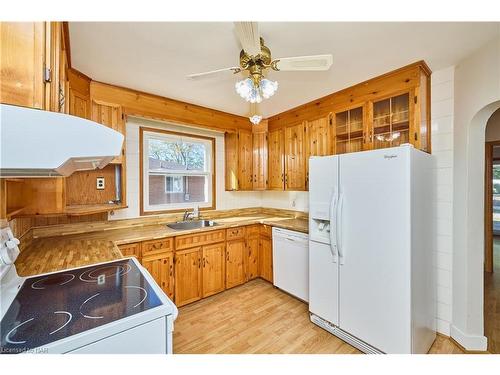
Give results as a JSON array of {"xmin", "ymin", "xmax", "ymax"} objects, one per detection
[
  {"xmin": 268, "ymin": 61, "xmax": 431, "ymax": 130},
  {"xmin": 90, "ymin": 81, "xmax": 251, "ymax": 132}
]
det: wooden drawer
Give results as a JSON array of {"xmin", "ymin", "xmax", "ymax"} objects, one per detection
[
  {"xmin": 118, "ymin": 242, "xmax": 142, "ymax": 261},
  {"xmin": 226, "ymin": 226, "xmax": 246, "ymax": 240},
  {"xmin": 142, "ymin": 238, "xmax": 174, "ymax": 256},
  {"xmin": 246, "ymin": 224, "xmax": 260, "ymax": 237},
  {"xmin": 260, "ymin": 224, "xmax": 272, "ymax": 238},
  {"xmin": 175, "ymin": 229, "xmax": 225, "ymax": 251}
]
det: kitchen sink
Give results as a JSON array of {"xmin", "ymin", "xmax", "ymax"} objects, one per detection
[{"xmin": 166, "ymin": 220, "xmax": 219, "ymax": 231}]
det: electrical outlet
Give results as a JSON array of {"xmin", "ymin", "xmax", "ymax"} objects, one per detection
[{"xmin": 96, "ymin": 177, "xmax": 105, "ymax": 190}]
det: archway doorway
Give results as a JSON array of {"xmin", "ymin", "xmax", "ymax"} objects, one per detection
[{"xmin": 484, "ymin": 108, "xmax": 500, "ymax": 353}]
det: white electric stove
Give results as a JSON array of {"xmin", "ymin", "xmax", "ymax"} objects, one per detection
[{"xmin": 0, "ymin": 227, "xmax": 178, "ymax": 354}]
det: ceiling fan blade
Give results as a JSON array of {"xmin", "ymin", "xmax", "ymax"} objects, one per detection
[
  {"xmin": 234, "ymin": 22, "xmax": 261, "ymax": 56},
  {"xmin": 187, "ymin": 67, "xmax": 241, "ymax": 80},
  {"xmin": 272, "ymin": 54, "xmax": 333, "ymax": 71}
]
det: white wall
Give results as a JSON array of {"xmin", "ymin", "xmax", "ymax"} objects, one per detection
[
  {"xmin": 110, "ymin": 117, "xmax": 262, "ymax": 220},
  {"xmin": 452, "ymin": 34, "xmax": 500, "ymax": 351},
  {"xmin": 430, "ymin": 67, "xmax": 455, "ymax": 336}
]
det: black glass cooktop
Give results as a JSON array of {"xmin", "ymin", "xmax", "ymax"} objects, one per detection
[{"xmin": 1, "ymin": 259, "xmax": 162, "ymax": 354}]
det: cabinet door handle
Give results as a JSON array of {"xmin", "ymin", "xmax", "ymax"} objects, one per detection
[
  {"xmin": 203, "ymin": 258, "xmax": 206, "ymax": 267},
  {"xmin": 198, "ymin": 258, "xmax": 201, "ymax": 268}
]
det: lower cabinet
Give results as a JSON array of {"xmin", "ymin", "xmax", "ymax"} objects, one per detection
[
  {"xmin": 259, "ymin": 232, "xmax": 273, "ymax": 283},
  {"xmin": 118, "ymin": 242, "xmax": 142, "ymax": 262},
  {"xmin": 174, "ymin": 247, "xmax": 202, "ymax": 307},
  {"xmin": 202, "ymin": 242, "xmax": 226, "ymax": 297},
  {"xmin": 142, "ymin": 252, "xmax": 175, "ymax": 300},
  {"xmin": 122, "ymin": 224, "xmax": 275, "ymax": 307},
  {"xmin": 246, "ymin": 227, "xmax": 260, "ymax": 280},
  {"xmin": 226, "ymin": 239, "xmax": 247, "ymax": 289}
]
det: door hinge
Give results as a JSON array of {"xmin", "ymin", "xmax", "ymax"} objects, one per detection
[
  {"xmin": 414, "ymin": 96, "xmax": 418, "ymax": 104},
  {"xmin": 44, "ymin": 66, "xmax": 52, "ymax": 83}
]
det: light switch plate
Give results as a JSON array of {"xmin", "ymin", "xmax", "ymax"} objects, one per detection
[{"xmin": 96, "ymin": 177, "xmax": 105, "ymax": 190}]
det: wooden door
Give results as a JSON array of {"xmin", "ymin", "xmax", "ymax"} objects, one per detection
[
  {"xmin": 305, "ymin": 115, "xmax": 332, "ymax": 187},
  {"xmin": 259, "ymin": 236, "xmax": 273, "ymax": 283},
  {"xmin": 285, "ymin": 123, "xmax": 306, "ymax": 191},
  {"xmin": 142, "ymin": 252, "xmax": 175, "ymax": 300},
  {"xmin": 268, "ymin": 128, "xmax": 285, "ymax": 190},
  {"xmin": 91, "ymin": 99, "xmax": 125, "ymax": 163},
  {"xmin": 252, "ymin": 131, "xmax": 268, "ymax": 190},
  {"xmin": 68, "ymin": 68, "xmax": 91, "ymax": 119},
  {"xmin": 175, "ymin": 247, "xmax": 202, "ymax": 306},
  {"xmin": 226, "ymin": 239, "xmax": 246, "ymax": 288},
  {"xmin": 69, "ymin": 90, "xmax": 90, "ymax": 119},
  {"xmin": 224, "ymin": 132, "xmax": 239, "ymax": 190},
  {"xmin": 0, "ymin": 22, "xmax": 46, "ymax": 109},
  {"xmin": 238, "ymin": 130, "xmax": 253, "ymax": 190},
  {"xmin": 202, "ymin": 242, "xmax": 226, "ymax": 297},
  {"xmin": 246, "ymin": 234, "xmax": 260, "ymax": 280}
]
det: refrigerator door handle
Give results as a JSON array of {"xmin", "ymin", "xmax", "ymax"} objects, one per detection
[
  {"xmin": 337, "ymin": 191, "xmax": 345, "ymax": 265},
  {"xmin": 328, "ymin": 190, "xmax": 338, "ymax": 262}
]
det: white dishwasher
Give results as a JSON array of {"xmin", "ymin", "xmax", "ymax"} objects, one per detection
[{"xmin": 272, "ymin": 227, "xmax": 309, "ymax": 302}]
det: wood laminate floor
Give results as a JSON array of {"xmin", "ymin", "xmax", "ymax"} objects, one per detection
[
  {"xmin": 484, "ymin": 238, "xmax": 500, "ymax": 353},
  {"xmin": 173, "ymin": 278, "xmax": 462, "ymax": 354}
]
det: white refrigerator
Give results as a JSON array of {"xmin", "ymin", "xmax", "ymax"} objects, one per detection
[{"xmin": 308, "ymin": 145, "xmax": 435, "ymax": 354}]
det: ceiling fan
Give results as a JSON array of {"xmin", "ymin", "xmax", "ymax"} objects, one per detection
[{"xmin": 187, "ymin": 22, "xmax": 333, "ymax": 124}]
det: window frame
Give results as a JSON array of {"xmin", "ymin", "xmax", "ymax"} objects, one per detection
[{"xmin": 140, "ymin": 126, "xmax": 216, "ymax": 215}]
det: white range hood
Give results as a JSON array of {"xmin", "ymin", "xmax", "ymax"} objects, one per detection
[{"xmin": 0, "ymin": 104, "xmax": 124, "ymax": 177}]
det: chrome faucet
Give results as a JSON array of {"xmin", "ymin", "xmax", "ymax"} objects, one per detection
[
  {"xmin": 183, "ymin": 211, "xmax": 194, "ymax": 221},
  {"xmin": 183, "ymin": 206, "xmax": 200, "ymax": 221}
]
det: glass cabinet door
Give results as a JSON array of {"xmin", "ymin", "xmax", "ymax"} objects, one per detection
[
  {"xmin": 372, "ymin": 92, "xmax": 410, "ymax": 149},
  {"xmin": 334, "ymin": 106, "xmax": 363, "ymax": 154}
]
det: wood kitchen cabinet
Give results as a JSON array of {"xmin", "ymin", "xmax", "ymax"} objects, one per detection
[
  {"xmin": 224, "ymin": 132, "xmax": 239, "ymax": 191},
  {"xmin": 118, "ymin": 242, "xmax": 142, "ymax": 262},
  {"xmin": 0, "ymin": 22, "xmax": 46, "ymax": 109},
  {"xmin": 226, "ymin": 227, "xmax": 247, "ymax": 289},
  {"xmin": 252, "ymin": 131, "xmax": 268, "ymax": 190},
  {"xmin": 284, "ymin": 122, "xmax": 306, "ymax": 191},
  {"xmin": 305, "ymin": 114, "xmax": 332, "ymax": 187},
  {"xmin": 368, "ymin": 92, "xmax": 411, "ymax": 150},
  {"xmin": 91, "ymin": 99, "xmax": 125, "ymax": 163},
  {"xmin": 246, "ymin": 225, "xmax": 260, "ymax": 280},
  {"xmin": 259, "ymin": 225, "xmax": 273, "ymax": 283},
  {"xmin": 238, "ymin": 129, "xmax": 254, "ymax": 190},
  {"xmin": 201, "ymin": 242, "xmax": 226, "ymax": 297},
  {"xmin": 333, "ymin": 105, "xmax": 365, "ymax": 154},
  {"xmin": 143, "ymin": 251, "xmax": 175, "ymax": 300},
  {"xmin": 68, "ymin": 68, "xmax": 91, "ymax": 119},
  {"xmin": 267, "ymin": 128, "xmax": 285, "ymax": 190},
  {"xmin": 175, "ymin": 247, "xmax": 202, "ymax": 306}
]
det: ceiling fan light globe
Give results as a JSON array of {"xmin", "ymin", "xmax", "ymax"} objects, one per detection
[
  {"xmin": 260, "ymin": 79, "xmax": 278, "ymax": 99},
  {"xmin": 235, "ymin": 78, "xmax": 254, "ymax": 100},
  {"xmin": 249, "ymin": 115, "xmax": 263, "ymax": 125}
]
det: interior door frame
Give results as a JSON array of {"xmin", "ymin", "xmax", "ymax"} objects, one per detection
[{"xmin": 484, "ymin": 141, "xmax": 500, "ymax": 273}]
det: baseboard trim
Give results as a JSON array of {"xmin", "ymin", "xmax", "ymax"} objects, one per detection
[{"xmin": 450, "ymin": 324, "xmax": 488, "ymax": 352}]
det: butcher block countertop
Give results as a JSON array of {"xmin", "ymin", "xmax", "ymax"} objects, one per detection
[{"xmin": 15, "ymin": 211, "xmax": 308, "ymax": 277}]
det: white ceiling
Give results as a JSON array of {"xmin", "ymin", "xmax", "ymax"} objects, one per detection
[{"xmin": 69, "ymin": 22, "xmax": 499, "ymax": 118}]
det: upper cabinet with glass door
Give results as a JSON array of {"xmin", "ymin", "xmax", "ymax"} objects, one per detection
[
  {"xmin": 371, "ymin": 93, "xmax": 410, "ymax": 149},
  {"xmin": 333, "ymin": 106, "xmax": 364, "ymax": 154}
]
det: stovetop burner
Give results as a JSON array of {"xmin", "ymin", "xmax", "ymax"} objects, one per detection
[
  {"xmin": 1, "ymin": 259, "xmax": 162, "ymax": 354},
  {"xmin": 31, "ymin": 274, "xmax": 75, "ymax": 290},
  {"xmin": 5, "ymin": 311, "xmax": 73, "ymax": 345},
  {"xmin": 79, "ymin": 264, "xmax": 132, "ymax": 283}
]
